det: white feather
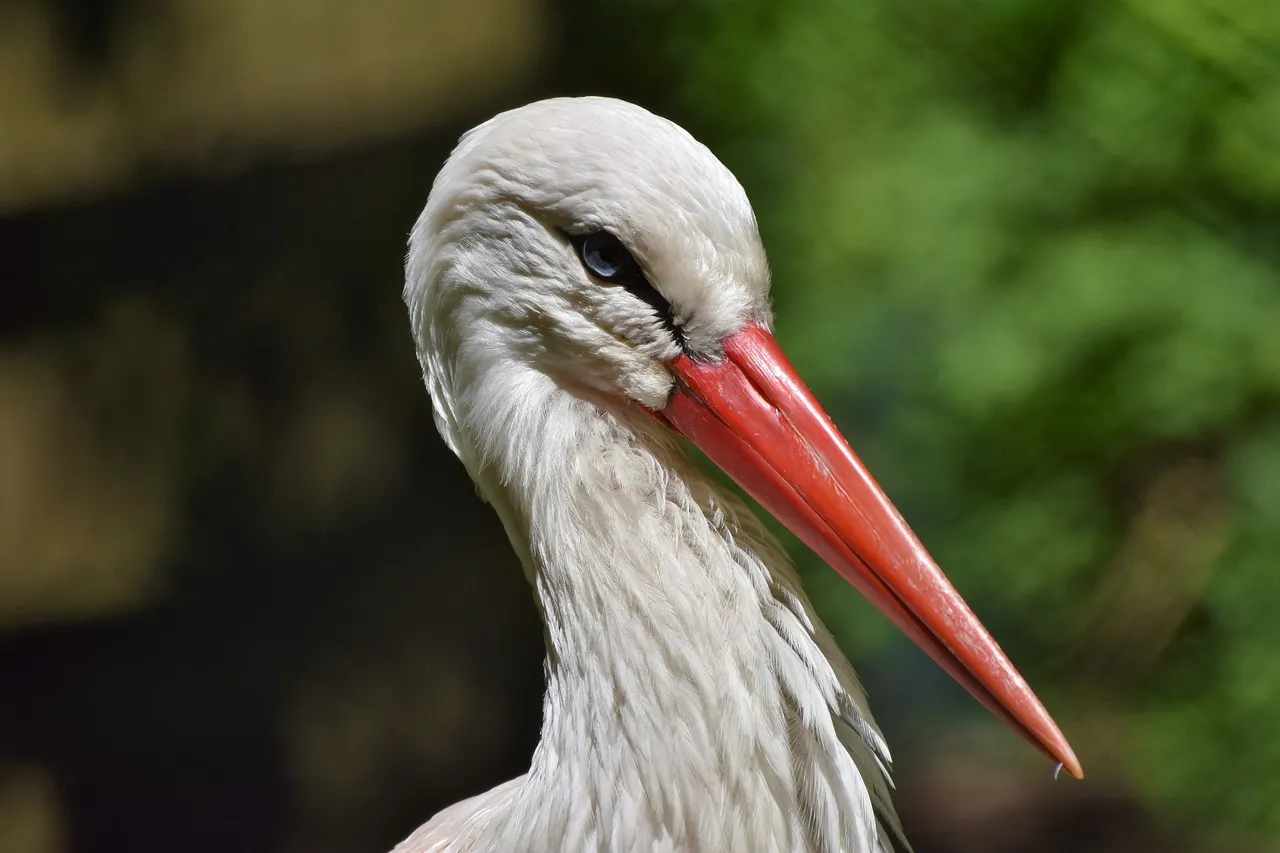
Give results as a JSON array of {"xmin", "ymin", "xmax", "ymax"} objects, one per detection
[{"xmin": 399, "ymin": 97, "xmax": 905, "ymax": 852}]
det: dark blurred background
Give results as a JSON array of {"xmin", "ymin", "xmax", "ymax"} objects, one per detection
[{"xmin": 2, "ymin": 0, "xmax": 1278, "ymax": 851}]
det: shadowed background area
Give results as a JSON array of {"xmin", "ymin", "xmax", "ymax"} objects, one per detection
[{"xmin": 2, "ymin": 1, "xmax": 1278, "ymax": 851}]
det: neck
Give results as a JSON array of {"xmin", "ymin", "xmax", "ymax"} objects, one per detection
[{"xmin": 457, "ymin": 369, "xmax": 900, "ymax": 852}]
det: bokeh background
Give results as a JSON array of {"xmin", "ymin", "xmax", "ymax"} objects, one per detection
[{"xmin": 3, "ymin": 0, "xmax": 1279, "ymax": 851}]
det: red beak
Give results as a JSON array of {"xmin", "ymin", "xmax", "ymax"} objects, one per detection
[{"xmin": 659, "ymin": 323, "xmax": 1082, "ymax": 779}]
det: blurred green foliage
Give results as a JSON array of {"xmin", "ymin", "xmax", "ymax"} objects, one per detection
[{"xmin": 603, "ymin": 0, "xmax": 1280, "ymax": 840}]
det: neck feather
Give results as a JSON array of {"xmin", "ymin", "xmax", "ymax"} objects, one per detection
[{"xmin": 453, "ymin": 367, "xmax": 901, "ymax": 853}]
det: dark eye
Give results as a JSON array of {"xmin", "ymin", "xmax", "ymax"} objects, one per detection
[
  {"xmin": 579, "ymin": 232, "xmax": 640, "ymax": 281},
  {"xmin": 568, "ymin": 230, "xmax": 685, "ymax": 349}
]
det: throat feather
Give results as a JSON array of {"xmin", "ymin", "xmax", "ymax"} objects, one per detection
[{"xmin": 475, "ymin": 389, "xmax": 902, "ymax": 852}]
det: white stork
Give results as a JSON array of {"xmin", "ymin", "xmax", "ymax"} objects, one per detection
[{"xmin": 397, "ymin": 97, "xmax": 1080, "ymax": 853}]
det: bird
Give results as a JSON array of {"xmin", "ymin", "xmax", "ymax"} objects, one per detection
[{"xmin": 396, "ymin": 96, "xmax": 1081, "ymax": 853}]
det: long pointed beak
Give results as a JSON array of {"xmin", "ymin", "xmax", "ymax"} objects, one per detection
[{"xmin": 658, "ymin": 323, "xmax": 1082, "ymax": 779}]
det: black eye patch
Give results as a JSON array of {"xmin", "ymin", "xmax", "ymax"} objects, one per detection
[{"xmin": 568, "ymin": 230, "xmax": 685, "ymax": 349}]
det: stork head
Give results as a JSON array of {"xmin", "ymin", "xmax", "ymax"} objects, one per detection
[
  {"xmin": 406, "ymin": 97, "xmax": 770, "ymax": 415},
  {"xmin": 405, "ymin": 96, "xmax": 1081, "ymax": 780}
]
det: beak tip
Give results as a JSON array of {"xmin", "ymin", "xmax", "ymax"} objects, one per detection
[
  {"xmin": 1050, "ymin": 740, "xmax": 1084, "ymax": 780},
  {"xmin": 1032, "ymin": 709, "xmax": 1082, "ymax": 780}
]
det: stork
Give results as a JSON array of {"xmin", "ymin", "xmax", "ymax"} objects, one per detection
[{"xmin": 397, "ymin": 97, "xmax": 1080, "ymax": 853}]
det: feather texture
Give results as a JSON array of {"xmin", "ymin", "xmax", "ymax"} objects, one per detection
[{"xmin": 399, "ymin": 97, "xmax": 906, "ymax": 852}]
